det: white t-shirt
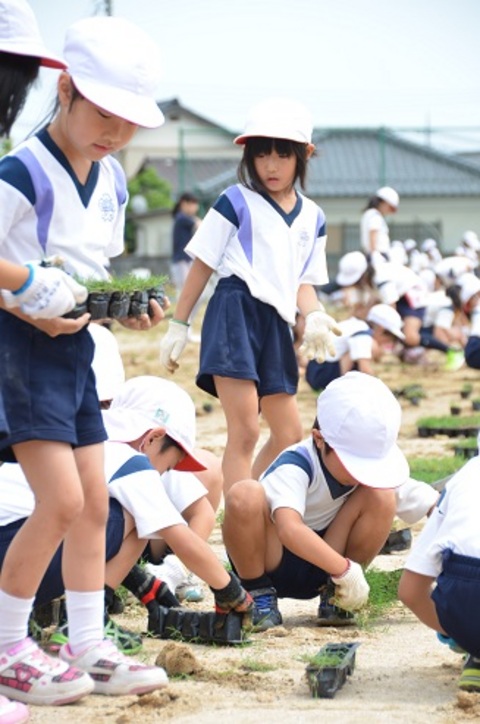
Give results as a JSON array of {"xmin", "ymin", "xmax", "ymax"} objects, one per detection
[
  {"xmin": 0, "ymin": 129, "xmax": 126, "ymax": 280},
  {"xmin": 404, "ymin": 457, "xmax": 480, "ymax": 578},
  {"xmin": 185, "ymin": 184, "xmax": 329, "ymax": 325},
  {"xmin": 325, "ymin": 317, "xmax": 372, "ymax": 362},
  {"xmin": 374, "ymin": 262, "xmax": 428, "ymax": 308},
  {"xmin": 360, "ymin": 208, "xmax": 390, "ymax": 255},
  {"xmin": 0, "ymin": 442, "xmax": 208, "ymax": 540},
  {"xmin": 423, "ymin": 291, "xmax": 455, "ymax": 330}
]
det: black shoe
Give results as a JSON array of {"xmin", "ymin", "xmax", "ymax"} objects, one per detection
[
  {"xmin": 250, "ymin": 587, "xmax": 282, "ymax": 631},
  {"xmin": 317, "ymin": 582, "xmax": 356, "ymax": 627}
]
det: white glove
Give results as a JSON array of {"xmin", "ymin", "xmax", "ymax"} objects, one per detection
[
  {"xmin": 299, "ymin": 310, "xmax": 342, "ymax": 363},
  {"xmin": 2, "ymin": 264, "xmax": 87, "ymax": 319},
  {"xmin": 159, "ymin": 319, "xmax": 189, "ymax": 373},
  {"xmin": 331, "ymin": 560, "xmax": 370, "ymax": 611}
]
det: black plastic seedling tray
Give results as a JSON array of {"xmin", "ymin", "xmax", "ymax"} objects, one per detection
[
  {"xmin": 306, "ymin": 642, "xmax": 360, "ymax": 698},
  {"xmin": 147, "ymin": 605, "xmax": 251, "ymax": 646}
]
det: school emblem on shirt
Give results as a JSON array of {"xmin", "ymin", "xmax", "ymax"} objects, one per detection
[
  {"xmin": 298, "ymin": 228, "xmax": 310, "ymax": 247},
  {"xmin": 99, "ymin": 193, "xmax": 115, "ymax": 222}
]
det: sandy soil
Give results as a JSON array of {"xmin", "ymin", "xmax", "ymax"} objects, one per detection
[{"xmin": 28, "ymin": 314, "xmax": 480, "ymax": 723}]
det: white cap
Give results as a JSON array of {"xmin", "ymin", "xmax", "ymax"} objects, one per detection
[
  {"xmin": 458, "ymin": 272, "xmax": 480, "ymax": 305},
  {"xmin": 462, "ymin": 230, "xmax": 480, "ymax": 251},
  {"xmin": 88, "ymin": 323, "xmax": 125, "ymax": 402},
  {"xmin": 336, "ymin": 251, "xmax": 368, "ymax": 287},
  {"xmin": 63, "ymin": 16, "xmax": 164, "ymax": 128},
  {"xmin": 421, "ymin": 238, "xmax": 437, "ymax": 253},
  {"xmin": 317, "ymin": 371, "xmax": 409, "ymax": 489},
  {"xmin": 0, "ymin": 0, "xmax": 65, "ymax": 68},
  {"xmin": 234, "ymin": 97, "xmax": 313, "ymax": 145},
  {"xmin": 103, "ymin": 376, "xmax": 206, "ymax": 472},
  {"xmin": 403, "ymin": 238, "xmax": 417, "ymax": 252},
  {"xmin": 367, "ymin": 303, "xmax": 405, "ymax": 341},
  {"xmin": 376, "ymin": 186, "xmax": 399, "ymax": 210}
]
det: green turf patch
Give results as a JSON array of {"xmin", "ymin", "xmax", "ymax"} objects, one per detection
[{"xmin": 408, "ymin": 456, "xmax": 465, "ymax": 484}]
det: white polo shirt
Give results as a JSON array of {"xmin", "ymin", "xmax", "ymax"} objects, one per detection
[
  {"xmin": 186, "ymin": 184, "xmax": 328, "ymax": 325},
  {"xmin": 405, "ymin": 457, "xmax": 480, "ymax": 578}
]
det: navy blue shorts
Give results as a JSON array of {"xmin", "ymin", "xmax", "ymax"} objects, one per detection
[
  {"xmin": 432, "ymin": 548, "xmax": 480, "ymax": 657},
  {"xmin": 305, "ymin": 360, "xmax": 341, "ymax": 391},
  {"xmin": 0, "ymin": 498, "xmax": 125, "ymax": 606},
  {"xmin": 0, "ymin": 312, "xmax": 106, "ymax": 462},
  {"xmin": 396, "ymin": 296, "xmax": 426, "ymax": 322},
  {"xmin": 197, "ymin": 276, "xmax": 298, "ymax": 398},
  {"xmin": 0, "ymin": 395, "xmax": 9, "ymax": 440},
  {"xmin": 267, "ymin": 530, "xmax": 330, "ymax": 599}
]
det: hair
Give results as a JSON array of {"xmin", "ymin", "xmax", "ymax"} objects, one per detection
[
  {"xmin": 445, "ymin": 283, "xmax": 463, "ymax": 312},
  {"xmin": 160, "ymin": 434, "xmax": 184, "ymax": 455},
  {"xmin": 237, "ymin": 137, "xmax": 310, "ymax": 193},
  {"xmin": 0, "ymin": 51, "xmax": 41, "ymax": 136},
  {"xmin": 363, "ymin": 195, "xmax": 384, "ymax": 212},
  {"xmin": 172, "ymin": 192, "xmax": 199, "ymax": 217}
]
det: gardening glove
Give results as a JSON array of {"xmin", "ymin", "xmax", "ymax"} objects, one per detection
[
  {"xmin": 154, "ymin": 580, "xmax": 180, "ymax": 608},
  {"xmin": 210, "ymin": 572, "xmax": 254, "ymax": 620},
  {"xmin": 2, "ymin": 263, "xmax": 87, "ymax": 319},
  {"xmin": 159, "ymin": 319, "xmax": 189, "ymax": 373},
  {"xmin": 299, "ymin": 310, "xmax": 342, "ymax": 363},
  {"xmin": 331, "ymin": 560, "xmax": 370, "ymax": 611}
]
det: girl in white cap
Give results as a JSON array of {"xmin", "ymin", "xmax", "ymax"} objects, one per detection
[
  {"xmin": 0, "ymin": 15, "xmax": 168, "ymax": 711},
  {"xmin": 160, "ymin": 96, "xmax": 341, "ymax": 491},
  {"xmin": 360, "ymin": 186, "xmax": 399, "ymax": 263}
]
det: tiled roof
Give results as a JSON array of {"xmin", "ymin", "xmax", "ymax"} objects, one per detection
[
  {"xmin": 145, "ymin": 157, "xmax": 238, "ymax": 198},
  {"xmin": 309, "ymin": 128, "xmax": 480, "ymax": 197}
]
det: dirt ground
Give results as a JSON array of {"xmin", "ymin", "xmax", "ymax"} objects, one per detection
[{"xmin": 29, "ymin": 311, "xmax": 480, "ymax": 723}]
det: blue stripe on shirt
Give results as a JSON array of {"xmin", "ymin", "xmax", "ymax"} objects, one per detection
[{"xmin": 108, "ymin": 454, "xmax": 154, "ymax": 483}]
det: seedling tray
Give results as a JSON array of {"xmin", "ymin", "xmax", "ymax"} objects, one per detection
[
  {"xmin": 379, "ymin": 527, "xmax": 412, "ymax": 554},
  {"xmin": 306, "ymin": 642, "xmax": 360, "ymax": 698},
  {"xmin": 147, "ymin": 605, "xmax": 251, "ymax": 646}
]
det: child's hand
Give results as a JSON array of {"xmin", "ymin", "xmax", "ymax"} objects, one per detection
[
  {"xmin": 299, "ymin": 310, "xmax": 342, "ymax": 363},
  {"xmin": 210, "ymin": 572, "xmax": 254, "ymax": 618},
  {"xmin": 159, "ymin": 319, "xmax": 189, "ymax": 373},
  {"xmin": 2, "ymin": 264, "xmax": 87, "ymax": 319},
  {"xmin": 331, "ymin": 560, "xmax": 370, "ymax": 611}
]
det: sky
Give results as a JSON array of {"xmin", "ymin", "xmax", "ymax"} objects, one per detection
[{"xmin": 14, "ymin": 0, "xmax": 480, "ymax": 152}]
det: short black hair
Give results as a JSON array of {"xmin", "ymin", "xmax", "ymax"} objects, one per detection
[
  {"xmin": 238, "ymin": 137, "xmax": 311, "ymax": 193},
  {"xmin": 160, "ymin": 434, "xmax": 184, "ymax": 455}
]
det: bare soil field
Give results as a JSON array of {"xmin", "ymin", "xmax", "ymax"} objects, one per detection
[{"xmin": 29, "ymin": 315, "xmax": 480, "ymax": 723}]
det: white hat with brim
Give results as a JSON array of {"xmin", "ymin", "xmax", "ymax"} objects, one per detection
[
  {"xmin": 367, "ymin": 303, "xmax": 405, "ymax": 341},
  {"xmin": 89, "ymin": 323, "xmax": 125, "ymax": 402},
  {"xmin": 64, "ymin": 16, "xmax": 164, "ymax": 128},
  {"xmin": 376, "ymin": 186, "xmax": 399, "ymax": 209},
  {"xmin": 458, "ymin": 272, "xmax": 480, "ymax": 305},
  {"xmin": 103, "ymin": 376, "xmax": 206, "ymax": 473},
  {"xmin": 336, "ymin": 251, "xmax": 368, "ymax": 287},
  {"xmin": 317, "ymin": 371, "xmax": 409, "ymax": 489},
  {"xmin": 0, "ymin": 0, "xmax": 65, "ymax": 68},
  {"xmin": 234, "ymin": 97, "xmax": 313, "ymax": 145}
]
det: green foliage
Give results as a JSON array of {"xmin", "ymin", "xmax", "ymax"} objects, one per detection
[
  {"xmin": 79, "ymin": 273, "xmax": 167, "ymax": 294},
  {"xmin": 240, "ymin": 658, "xmax": 276, "ymax": 673},
  {"xmin": 407, "ymin": 456, "xmax": 465, "ymax": 483},
  {"xmin": 417, "ymin": 413, "xmax": 480, "ymax": 430},
  {"xmin": 363, "ymin": 567, "xmax": 402, "ymax": 618},
  {"xmin": 127, "ymin": 167, "xmax": 172, "ymax": 212}
]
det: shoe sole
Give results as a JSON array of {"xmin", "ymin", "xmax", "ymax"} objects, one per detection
[
  {"xmin": 317, "ymin": 617, "xmax": 356, "ymax": 627},
  {"xmin": 0, "ymin": 676, "xmax": 94, "ymax": 706},
  {"xmin": 93, "ymin": 676, "xmax": 168, "ymax": 696}
]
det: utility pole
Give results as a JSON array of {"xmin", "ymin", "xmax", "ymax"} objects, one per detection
[{"xmin": 95, "ymin": 0, "xmax": 113, "ymax": 15}]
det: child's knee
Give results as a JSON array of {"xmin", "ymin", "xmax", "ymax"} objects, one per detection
[{"xmin": 224, "ymin": 479, "xmax": 265, "ymax": 520}]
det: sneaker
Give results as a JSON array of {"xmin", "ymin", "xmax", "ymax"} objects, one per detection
[
  {"xmin": 175, "ymin": 574, "xmax": 205, "ymax": 603},
  {"xmin": 46, "ymin": 617, "xmax": 143, "ymax": 656},
  {"xmin": 0, "ymin": 638, "xmax": 94, "ymax": 706},
  {"xmin": 317, "ymin": 582, "xmax": 356, "ymax": 627},
  {"xmin": 458, "ymin": 655, "xmax": 480, "ymax": 692},
  {"xmin": 436, "ymin": 632, "xmax": 465, "ymax": 654},
  {"xmin": 59, "ymin": 639, "xmax": 168, "ymax": 696},
  {"xmin": 0, "ymin": 695, "xmax": 29, "ymax": 724},
  {"xmin": 250, "ymin": 587, "xmax": 282, "ymax": 631},
  {"xmin": 444, "ymin": 348, "xmax": 465, "ymax": 372}
]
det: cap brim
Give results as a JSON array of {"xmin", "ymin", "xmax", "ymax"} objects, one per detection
[
  {"xmin": 72, "ymin": 75, "xmax": 164, "ymax": 128},
  {"xmin": 0, "ymin": 42, "xmax": 66, "ymax": 69},
  {"xmin": 335, "ymin": 443, "xmax": 409, "ymax": 489},
  {"xmin": 174, "ymin": 450, "xmax": 207, "ymax": 473}
]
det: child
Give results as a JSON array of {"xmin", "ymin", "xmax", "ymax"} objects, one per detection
[
  {"xmin": 398, "ymin": 454, "xmax": 480, "ymax": 692},
  {"xmin": 305, "ymin": 303, "xmax": 405, "ymax": 390},
  {"xmin": 222, "ymin": 371, "xmax": 434, "ymax": 629},
  {"xmin": 360, "ymin": 186, "xmax": 399, "ymax": 263},
  {"xmin": 160, "ymin": 96, "xmax": 341, "ymax": 490},
  {"xmin": 0, "ymin": 16, "xmax": 168, "ymax": 708}
]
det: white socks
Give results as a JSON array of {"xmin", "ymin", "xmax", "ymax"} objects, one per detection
[
  {"xmin": 0, "ymin": 589, "xmax": 34, "ymax": 652},
  {"xmin": 65, "ymin": 589, "xmax": 104, "ymax": 655}
]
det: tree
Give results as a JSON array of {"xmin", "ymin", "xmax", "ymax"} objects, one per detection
[{"xmin": 125, "ymin": 166, "xmax": 173, "ymax": 253}]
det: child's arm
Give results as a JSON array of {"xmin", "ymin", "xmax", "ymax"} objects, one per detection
[
  {"xmin": 160, "ymin": 258, "xmax": 214, "ymax": 372},
  {"xmin": 398, "ymin": 569, "xmax": 444, "ymax": 632},
  {"xmin": 274, "ymin": 507, "xmax": 369, "ymax": 610},
  {"xmin": 161, "ymin": 523, "xmax": 252, "ymax": 614},
  {"xmin": 0, "ymin": 295, "xmax": 90, "ymax": 336}
]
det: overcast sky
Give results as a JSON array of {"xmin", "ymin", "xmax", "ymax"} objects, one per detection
[{"xmin": 14, "ymin": 0, "xmax": 480, "ymax": 151}]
